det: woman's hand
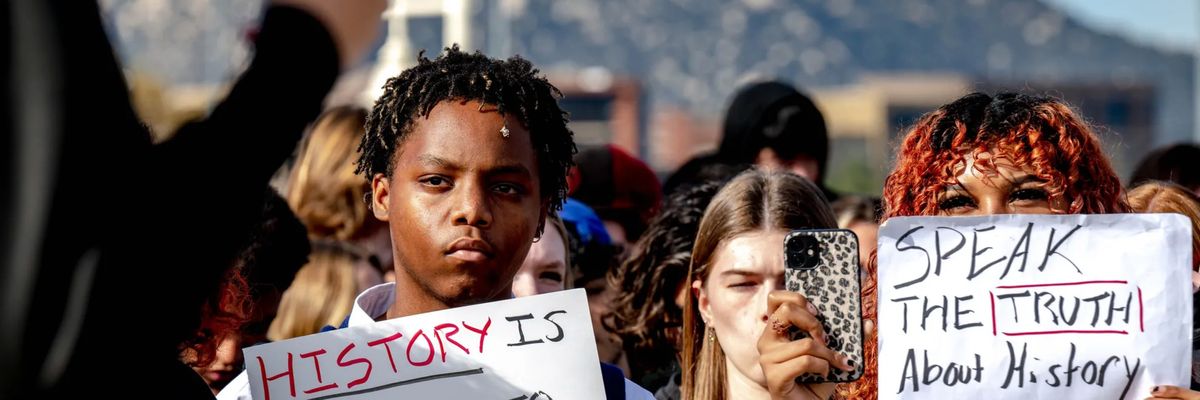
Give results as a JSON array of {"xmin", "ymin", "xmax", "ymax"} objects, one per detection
[
  {"xmin": 757, "ymin": 291, "xmax": 853, "ymax": 400},
  {"xmin": 1149, "ymin": 385, "xmax": 1200, "ymax": 399}
]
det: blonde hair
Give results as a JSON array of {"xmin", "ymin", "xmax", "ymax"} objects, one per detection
[
  {"xmin": 1127, "ymin": 181, "xmax": 1200, "ymax": 270},
  {"xmin": 681, "ymin": 170, "xmax": 836, "ymax": 400},
  {"xmin": 267, "ymin": 244, "xmax": 362, "ymax": 340},
  {"xmin": 287, "ymin": 107, "xmax": 375, "ymax": 241}
]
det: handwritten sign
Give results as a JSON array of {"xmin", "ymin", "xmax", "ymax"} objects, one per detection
[
  {"xmin": 244, "ymin": 289, "xmax": 605, "ymax": 400},
  {"xmin": 877, "ymin": 214, "xmax": 1192, "ymax": 399}
]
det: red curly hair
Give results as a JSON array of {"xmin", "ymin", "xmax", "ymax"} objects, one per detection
[
  {"xmin": 838, "ymin": 92, "xmax": 1128, "ymax": 400},
  {"xmin": 181, "ymin": 266, "xmax": 252, "ymax": 368}
]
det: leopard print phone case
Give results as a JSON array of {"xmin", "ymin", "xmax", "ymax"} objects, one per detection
[{"xmin": 783, "ymin": 229, "xmax": 864, "ymax": 383}]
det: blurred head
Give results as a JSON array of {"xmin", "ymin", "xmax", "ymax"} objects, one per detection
[
  {"xmin": 569, "ymin": 144, "xmax": 663, "ymax": 249},
  {"xmin": 287, "ymin": 106, "xmax": 395, "ymax": 277},
  {"xmin": 681, "ymin": 170, "xmax": 836, "ymax": 400},
  {"xmin": 184, "ymin": 189, "xmax": 311, "ymax": 394},
  {"xmin": 831, "ymin": 195, "xmax": 879, "ymax": 271},
  {"xmin": 512, "ymin": 215, "xmax": 571, "ymax": 297},
  {"xmin": 1127, "ymin": 181, "xmax": 1200, "ymax": 271},
  {"xmin": 1130, "ymin": 143, "xmax": 1200, "ymax": 196},
  {"xmin": 718, "ymin": 81, "xmax": 828, "ymax": 184},
  {"xmin": 356, "ymin": 46, "xmax": 575, "ymax": 310},
  {"xmin": 883, "ymin": 92, "xmax": 1128, "ymax": 219},
  {"xmin": 556, "ymin": 198, "xmax": 627, "ymax": 366},
  {"xmin": 606, "ymin": 163, "xmax": 744, "ymax": 383},
  {"xmin": 267, "ymin": 241, "xmax": 378, "ymax": 340}
]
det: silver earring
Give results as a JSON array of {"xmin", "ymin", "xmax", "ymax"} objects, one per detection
[{"xmin": 500, "ymin": 122, "xmax": 511, "ymax": 138}]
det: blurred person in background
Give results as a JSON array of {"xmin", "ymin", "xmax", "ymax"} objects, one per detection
[
  {"xmin": 1128, "ymin": 181, "xmax": 1200, "ymax": 394},
  {"xmin": 560, "ymin": 198, "xmax": 632, "ymax": 376},
  {"xmin": 286, "ymin": 105, "xmax": 394, "ymax": 283},
  {"xmin": 716, "ymin": 81, "xmax": 839, "ymax": 202},
  {"xmin": 606, "ymin": 163, "xmax": 744, "ymax": 399},
  {"xmin": 2, "ymin": 0, "xmax": 385, "ymax": 397},
  {"xmin": 830, "ymin": 195, "xmax": 879, "ymax": 273},
  {"xmin": 569, "ymin": 144, "xmax": 664, "ymax": 253},
  {"xmin": 181, "ymin": 189, "xmax": 311, "ymax": 395},
  {"xmin": 1130, "ymin": 143, "xmax": 1200, "ymax": 196},
  {"xmin": 265, "ymin": 240, "xmax": 379, "ymax": 340},
  {"xmin": 512, "ymin": 215, "xmax": 572, "ymax": 297}
]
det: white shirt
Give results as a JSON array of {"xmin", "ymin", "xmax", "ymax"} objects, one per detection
[{"xmin": 218, "ymin": 283, "xmax": 653, "ymax": 400}]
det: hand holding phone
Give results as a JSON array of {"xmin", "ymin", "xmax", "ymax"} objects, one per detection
[
  {"xmin": 781, "ymin": 229, "xmax": 865, "ymax": 383},
  {"xmin": 758, "ymin": 291, "xmax": 851, "ymax": 400}
]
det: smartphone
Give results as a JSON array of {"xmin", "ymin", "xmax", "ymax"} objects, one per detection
[{"xmin": 783, "ymin": 229, "xmax": 864, "ymax": 383}]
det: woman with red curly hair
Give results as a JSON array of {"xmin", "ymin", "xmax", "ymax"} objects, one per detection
[{"xmin": 841, "ymin": 92, "xmax": 1134, "ymax": 400}]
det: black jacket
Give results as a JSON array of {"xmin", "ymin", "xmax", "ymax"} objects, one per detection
[{"xmin": 4, "ymin": 2, "xmax": 338, "ymax": 398}]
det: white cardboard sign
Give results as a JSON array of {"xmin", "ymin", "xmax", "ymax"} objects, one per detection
[
  {"xmin": 243, "ymin": 289, "xmax": 605, "ymax": 400},
  {"xmin": 877, "ymin": 214, "xmax": 1192, "ymax": 399}
]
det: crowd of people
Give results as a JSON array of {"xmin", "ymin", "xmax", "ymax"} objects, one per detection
[{"xmin": 11, "ymin": 1, "xmax": 1200, "ymax": 399}]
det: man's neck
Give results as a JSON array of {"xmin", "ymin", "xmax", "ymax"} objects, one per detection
[
  {"xmin": 384, "ymin": 277, "xmax": 449, "ymax": 320},
  {"xmin": 382, "ymin": 271, "xmax": 511, "ymax": 321}
]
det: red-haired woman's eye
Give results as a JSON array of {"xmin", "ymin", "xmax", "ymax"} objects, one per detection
[
  {"xmin": 938, "ymin": 195, "xmax": 975, "ymax": 211},
  {"xmin": 1011, "ymin": 188, "xmax": 1048, "ymax": 202}
]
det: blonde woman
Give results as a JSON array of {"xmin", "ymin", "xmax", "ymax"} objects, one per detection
[
  {"xmin": 286, "ymin": 106, "xmax": 392, "ymax": 283},
  {"xmin": 267, "ymin": 241, "xmax": 377, "ymax": 340}
]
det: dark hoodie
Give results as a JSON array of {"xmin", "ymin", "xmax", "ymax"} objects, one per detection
[{"xmin": 716, "ymin": 81, "xmax": 837, "ymax": 202}]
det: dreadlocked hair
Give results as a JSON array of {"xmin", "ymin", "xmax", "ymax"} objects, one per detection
[
  {"xmin": 883, "ymin": 92, "xmax": 1128, "ymax": 218},
  {"xmin": 356, "ymin": 45, "xmax": 576, "ymax": 212}
]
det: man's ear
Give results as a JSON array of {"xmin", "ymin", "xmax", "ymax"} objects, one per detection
[{"xmin": 370, "ymin": 173, "xmax": 391, "ymax": 221}]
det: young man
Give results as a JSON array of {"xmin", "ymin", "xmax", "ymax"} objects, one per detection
[{"xmin": 219, "ymin": 46, "xmax": 652, "ymax": 399}]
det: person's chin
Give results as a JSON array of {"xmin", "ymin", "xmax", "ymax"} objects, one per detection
[
  {"xmin": 205, "ymin": 371, "xmax": 237, "ymax": 391},
  {"xmin": 439, "ymin": 278, "xmax": 507, "ymax": 306}
]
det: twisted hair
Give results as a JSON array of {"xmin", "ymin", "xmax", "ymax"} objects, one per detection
[{"xmin": 356, "ymin": 45, "xmax": 576, "ymax": 212}]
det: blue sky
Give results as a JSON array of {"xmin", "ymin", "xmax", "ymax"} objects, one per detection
[{"xmin": 1042, "ymin": 0, "xmax": 1198, "ymax": 52}]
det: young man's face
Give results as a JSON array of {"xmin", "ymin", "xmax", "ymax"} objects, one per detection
[{"xmin": 372, "ymin": 100, "xmax": 545, "ymax": 309}]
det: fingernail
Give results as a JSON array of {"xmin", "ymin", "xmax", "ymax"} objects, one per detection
[
  {"xmin": 1152, "ymin": 386, "xmax": 1159, "ymax": 393},
  {"xmin": 840, "ymin": 355, "xmax": 854, "ymax": 371},
  {"xmin": 806, "ymin": 302, "xmax": 819, "ymax": 315}
]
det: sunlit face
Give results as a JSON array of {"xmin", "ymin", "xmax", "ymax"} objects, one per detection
[
  {"xmin": 511, "ymin": 226, "xmax": 567, "ymax": 297},
  {"xmin": 936, "ymin": 151, "xmax": 1067, "ymax": 216},
  {"xmin": 693, "ymin": 230, "xmax": 787, "ymax": 387},
  {"xmin": 371, "ymin": 100, "xmax": 545, "ymax": 309}
]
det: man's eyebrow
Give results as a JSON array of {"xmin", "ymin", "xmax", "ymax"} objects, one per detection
[
  {"xmin": 485, "ymin": 164, "xmax": 533, "ymax": 178},
  {"xmin": 417, "ymin": 154, "xmax": 460, "ymax": 170}
]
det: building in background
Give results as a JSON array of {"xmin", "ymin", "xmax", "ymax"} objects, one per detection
[{"xmin": 102, "ymin": 0, "xmax": 1192, "ymax": 194}]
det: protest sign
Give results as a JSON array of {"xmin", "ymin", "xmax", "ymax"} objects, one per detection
[
  {"xmin": 877, "ymin": 214, "xmax": 1192, "ymax": 399},
  {"xmin": 244, "ymin": 288, "xmax": 604, "ymax": 400}
]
